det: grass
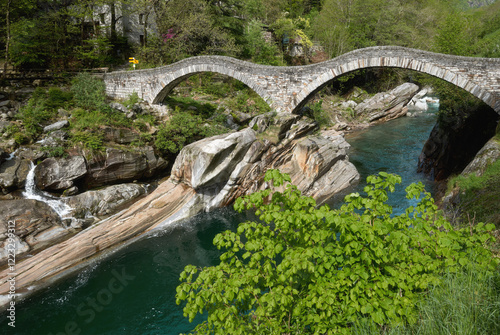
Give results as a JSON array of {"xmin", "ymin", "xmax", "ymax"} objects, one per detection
[
  {"xmin": 447, "ymin": 159, "xmax": 500, "ymax": 228},
  {"xmin": 353, "ymin": 262, "xmax": 500, "ymax": 335}
]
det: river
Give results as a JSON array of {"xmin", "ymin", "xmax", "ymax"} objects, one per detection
[{"xmin": 0, "ymin": 106, "xmax": 438, "ymax": 335}]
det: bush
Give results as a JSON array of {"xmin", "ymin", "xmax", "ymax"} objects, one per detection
[
  {"xmin": 155, "ymin": 108, "xmax": 223, "ymax": 156},
  {"xmin": 17, "ymin": 99, "xmax": 57, "ymax": 141},
  {"xmin": 447, "ymin": 159, "xmax": 500, "ymax": 227},
  {"xmin": 70, "ymin": 131, "xmax": 104, "ymax": 151},
  {"xmin": 45, "ymin": 87, "xmax": 73, "ymax": 111},
  {"xmin": 353, "ymin": 262, "xmax": 500, "ymax": 334},
  {"xmin": 40, "ymin": 146, "xmax": 67, "ymax": 158},
  {"xmin": 124, "ymin": 92, "xmax": 140, "ymax": 108},
  {"xmin": 71, "ymin": 73, "xmax": 107, "ymax": 111},
  {"xmin": 176, "ymin": 170, "xmax": 498, "ymax": 334},
  {"xmin": 306, "ymin": 99, "xmax": 330, "ymax": 127}
]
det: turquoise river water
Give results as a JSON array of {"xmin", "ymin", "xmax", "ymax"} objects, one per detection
[{"xmin": 0, "ymin": 107, "xmax": 438, "ymax": 335}]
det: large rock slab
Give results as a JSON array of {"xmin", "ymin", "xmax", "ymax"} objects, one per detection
[
  {"xmin": 63, "ymin": 183, "xmax": 149, "ymax": 218},
  {"xmin": 179, "ymin": 120, "xmax": 360, "ymax": 208},
  {"xmin": 355, "ymin": 83, "xmax": 419, "ymax": 122},
  {"xmin": 85, "ymin": 147, "xmax": 167, "ymax": 188},
  {"xmin": 171, "ymin": 128, "xmax": 257, "ymax": 189},
  {"xmin": 461, "ymin": 137, "xmax": 500, "ymax": 177},
  {"xmin": 0, "ymin": 157, "xmax": 31, "ymax": 193},
  {"xmin": 35, "ymin": 156, "xmax": 87, "ymax": 191},
  {"xmin": 0, "ymin": 199, "xmax": 71, "ymax": 264}
]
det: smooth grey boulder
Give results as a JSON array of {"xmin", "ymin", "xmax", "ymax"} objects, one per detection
[
  {"xmin": 0, "ymin": 199, "xmax": 69, "ymax": 264},
  {"xmin": 85, "ymin": 147, "xmax": 167, "ymax": 188},
  {"xmin": 43, "ymin": 120, "xmax": 69, "ymax": 133},
  {"xmin": 109, "ymin": 102, "xmax": 129, "ymax": 113},
  {"xmin": 171, "ymin": 128, "xmax": 257, "ymax": 189},
  {"xmin": 0, "ymin": 157, "xmax": 31, "ymax": 193},
  {"xmin": 35, "ymin": 156, "xmax": 87, "ymax": 191},
  {"xmin": 355, "ymin": 83, "xmax": 419, "ymax": 122},
  {"xmin": 64, "ymin": 183, "xmax": 148, "ymax": 218},
  {"xmin": 17, "ymin": 147, "xmax": 48, "ymax": 161}
]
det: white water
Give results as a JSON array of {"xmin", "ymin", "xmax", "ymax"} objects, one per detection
[{"xmin": 23, "ymin": 162, "xmax": 73, "ymax": 218}]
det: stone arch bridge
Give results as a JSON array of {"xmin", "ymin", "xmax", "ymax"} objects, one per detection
[{"xmin": 104, "ymin": 46, "xmax": 500, "ymax": 114}]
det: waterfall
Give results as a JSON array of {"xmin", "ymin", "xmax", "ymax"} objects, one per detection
[{"xmin": 23, "ymin": 162, "xmax": 73, "ymax": 218}]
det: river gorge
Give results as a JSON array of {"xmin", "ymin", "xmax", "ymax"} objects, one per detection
[{"xmin": 0, "ymin": 104, "xmax": 439, "ymax": 334}]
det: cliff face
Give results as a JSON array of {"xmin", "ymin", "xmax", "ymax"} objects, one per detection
[{"xmin": 417, "ymin": 104, "xmax": 499, "ymax": 181}]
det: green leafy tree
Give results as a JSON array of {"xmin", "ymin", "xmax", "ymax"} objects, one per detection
[
  {"xmin": 176, "ymin": 170, "xmax": 498, "ymax": 334},
  {"xmin": 147, "ymin": 0, "xmax": 240, "ymax": 65},
  {"xmin": 155, "ymin": 108, "xmax": 226, "ymax": 157},
  {"xmin": 434, "ymin": 12, "xmax": 474, "ymax": 55},
  {"xmin": 244, "ymin": 19, "xmax": 283, "ymax": 65},
  {"xmin": 0, "ymin": 0, "xmax": 36, "ymax": 75}
]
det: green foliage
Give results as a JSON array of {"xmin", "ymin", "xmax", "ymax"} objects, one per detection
[
  {"xmin": 148, "ymin": 0, "xmax": 240, "ymax": 65},
  {"xmin": 434, "ymin": 13, "xmax": 474, "ymax": 55},
  {"xmin": 17, "ymin": 97, "xmax": 57, "ymax": 142},
  {"xmin": 155, "ymin": 108, "xmax": 225, "ymax": 157},
  {"xmin": 70, "ymin": 131, "xmax": 104, "ymax": 151},
  {"xmin": 133, "ymin": 114, "xmax": 156, "ymax": 133},
  {"xmin": 40, "ymin": 146, "xmax": 67, "ymax": 158},
  {"xmin": 164, "ymin": 96, "xmax": 217, "ymax": 119},
  {"xmin": 45, "ymin": 87, "xmax": 73, "ymax": 111},
  {"xmin": 244, "ymin": 20, "xmax": 284, "ymax": 66},
  {"xmin": 448, "ymin": 159, "xmax": 500, "ymax": 227},
  {"xmin": 176, "ymin": 170, "xmax": 498, "ymax": 334},
  {"xmin": 410, "ymin": 264, "xmax": 500, "ymax": 335},
  {"xmin": 305, "ymin": 100, "xmax": 330, "ymax": 128},
  {"xmin": 70, "ymin": 107, "xmax": 131, "ymax": 131},
  {"xmin": 75, "ymin": 35, "xmax": 113, "ymax": 68},
  {"xmin": 71, "ymin": 73, "xmax": 107, "ymax": 111},
  {"xmin": 68, "ymin": 106, "xmax": 130, "ymax": 152},
  {"xmin": 4, "ymin": 124, "xmax": 29, "ymax": 145},
  {"xmin": 9, "ymin": 17, "xmax": 49, "ymax": 67},
  {"xmin": 4, "ymin": 86, "xmax": 72, "ymax": 143},
  {"xmin": 124, "ymin": 92, "xmax": 140, "ymax": 108},
  {"xmin": 353, "ymin": 262, "xmax": 500, "ymax": 334}
]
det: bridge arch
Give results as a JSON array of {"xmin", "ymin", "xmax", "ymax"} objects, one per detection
[
  {"xmin": 293, "ymin": 52, "xmax": 497, "ymax": 114},
  {"xmin": 149, "ymin": 58, "xmax": 273, "ymax": 106}
]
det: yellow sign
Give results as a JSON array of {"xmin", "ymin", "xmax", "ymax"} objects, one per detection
[{"xmin": 128, "ymin": 57, "xmax": 139, "ymax": 64}]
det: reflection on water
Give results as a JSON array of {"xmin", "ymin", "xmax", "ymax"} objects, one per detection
[{"xmin": 0, "ymin": 110, "xmax": 437, "ymax": 335}]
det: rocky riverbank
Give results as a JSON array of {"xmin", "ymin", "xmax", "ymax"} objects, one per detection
[
  {"xmin": 0, "ymin": 78, "xmax": 436, "ymax": 308},
  {"xmin": 0, "ymin": 112, "xmax": 361, "ymax": 308}
]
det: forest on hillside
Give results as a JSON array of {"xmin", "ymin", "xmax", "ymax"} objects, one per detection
[{"xmin": 1, "ymin": 0, "xmax": 499, "ymax": 73}]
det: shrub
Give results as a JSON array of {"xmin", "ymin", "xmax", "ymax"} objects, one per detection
[
  {"xmin": 17, "ymin": 99, "xmax": 58, "ymax": 141},
  {"xmin": 71, "ymin": 73, "xmax": 107, "ymax": 111},
  {"xmin": 176, "ymin": 170, "xmax": 498, "ymax": 334},
  {"xmin": 155, "ymin": 109, "xmax": 211, "ymax": 156},
  {"xmin": 70, "ymin": 131, "xmax": 104, "ymax": 151},
  {"xmin": 45, "ymin": 87, "xmax": 73, "ymax": 111},
  {"xmin": 307, "ymin": 99, "xmax": 331, "ymax": 127},
  {"xmin": 447, "ymin": 159, "xmax": 500, "ymax": 227},
  {"xmin": 124, "ymin": 92, "xmax": 140, "ymax": 108},
  {"xmin": 353, "ymin": 262, "xmax": 500, "ymax": 334},
  {"xmin": 40, "ymin": 146, "xmax": 67, "ymax": 158}
]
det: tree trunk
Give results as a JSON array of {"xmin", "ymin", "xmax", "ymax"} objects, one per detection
[
  {"xmin": 110, "ymin": 1, "xmax": 117, "ymax": 42},
  {"xmin": 3, "ymin": 0, "xmax": 12, "ymax": 80}
]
